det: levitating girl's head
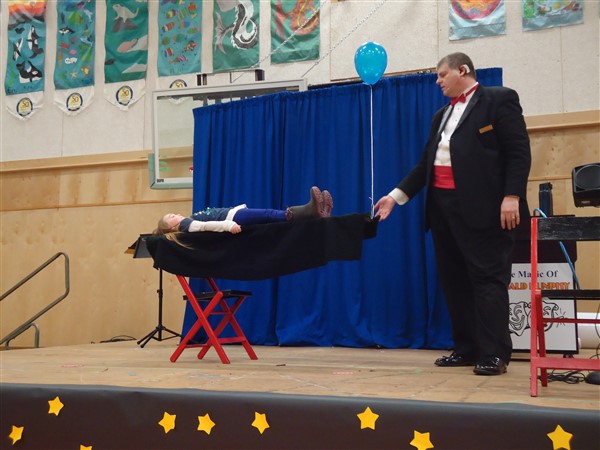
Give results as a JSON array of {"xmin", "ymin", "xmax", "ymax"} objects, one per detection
[{"xmin": 153, "ymin": 213, "xmax": 185, "ymax": 236}]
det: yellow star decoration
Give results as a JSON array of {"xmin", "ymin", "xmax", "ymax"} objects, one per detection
[
  {"xmin": 410, "ymin": 430, "xmax": 434, "ymax": 450},
  {"xmin": 158, "ymin": 412, "xmax": 176, "ymax": 434},
  {"xmin": 547, "ymin": 424, "xmax": 573, "ymax": 450},
  {"xmin": 80, "ymin": 446, "xmax": 93, "ymax": 450},
  {"xmin": 357, "ymin": 406, "xmax": 379, "ymax": 430},
  {"xmin": 9, "ymin": 425, "xmax": 24, "ymax": 445},
  {"xmin": 48, "ymin": 396, "xmax": 64, "ymax": 416},
  {"xmin": 197, "ymin": 413, "xmax": 216, "ymax": 435},
  {"xmin": 251, "ymin": 412, "xmax": 270, "ymax": 434}
]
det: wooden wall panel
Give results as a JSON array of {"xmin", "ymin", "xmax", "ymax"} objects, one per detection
[
  {"xmin": 0, "ymin": 151, "xmax": 194, "ymax": 347},
  {"xmin": 529, "ymin": 129, "xmax": 598, "ymax": 180},
  {"xmin": 0, "ymin": 203, "xmax": 191, "ymax": 348},
  {"xmin": 0, "ymin": 151, "xmax": 193, "ymax": 211},
  {"xmin": 0, "ymin": 171, "xmax": 61, "ymax": 211},
  {"xmin": 527, "ymin": 111, "xmax": 599, "ymax": 180}
]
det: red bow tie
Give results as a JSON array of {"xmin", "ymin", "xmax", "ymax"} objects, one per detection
[
  {"xmin": 450, "ymin": 93, "xmax": 467, "ymax": 106},
  {"xmin": 450, "ymin": 84, "xmax": 478, "ymax": 106}
]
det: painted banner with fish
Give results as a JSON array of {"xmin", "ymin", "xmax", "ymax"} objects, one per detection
[
  {"xmin": 271, "ymin": 0, "xmax": 319, "ymax": 64},
  {"xmin": 4, "ymin": 0, "xmax": 47, "ymax": 119},
  {"xmin": 158, "ymin": 0, "xmax": 202, "ymax": 77},
  {"xmin": 54, "ymin": 0, "xmax": 95, "ymax": 89},
  {"xmin": 54, "ymin": 0, "xmax": 96, "ymax": 115},
  {"xmin": 522, "ymin": 0, "xmax": 583, "ymax": 31},
  {"xmin": 213, "ymin": 0, "xmax": 259, "ymax": 72},
  {"xmin": 104, "ymin": 0, "xmax": 148, "ymax": 109},
  {"xmin": 449, "ymin": 0, "xmax": 506, "ymax": 41}
]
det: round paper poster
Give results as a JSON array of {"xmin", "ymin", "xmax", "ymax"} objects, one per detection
[{"xmin": 451, "ymin": 0, "xmax": 502, "ymax": 19}]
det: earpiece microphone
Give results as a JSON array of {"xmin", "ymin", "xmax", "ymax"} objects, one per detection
[{"xmin": 460, "ymin": 64, "xmax": 471, "ymax": 74}]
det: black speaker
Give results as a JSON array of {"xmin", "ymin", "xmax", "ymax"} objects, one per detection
[{"xmin": 572, "ymin": 163, "xmax": 600, "ymax": 207}]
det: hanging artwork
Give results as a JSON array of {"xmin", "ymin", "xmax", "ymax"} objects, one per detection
[
  {"xmin": 4, "ymin": 0, "xmax": 47, "ymax": 120},
  {"xmin": 448, "ymin": 0, "xmax": 506, "ymax": 41},
  {"xmin": 213, "ymin": 0, "xmax": 259, "ymax": 73},
  {"xmin": 53, "ymin": 0, "xmax": 96, "ymax": 115},
  {"xmin": 522, "ymin": 0, "xmax": 583, "ymax": 31},
  {"xmin": 158, "ymin": 0, "xmax": 202, "ymax": 77},
  {"xmin": 104, "ymin": 0, "xmax": 148, "ymax": 110},
  {"xmin": 271, "ymin": 0, "xmax": 320, "ymax": 64}
]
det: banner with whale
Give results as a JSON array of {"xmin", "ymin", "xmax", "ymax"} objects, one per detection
[{"xmin": 4, "ymin": 0, "xmax": 47, "ymax": 119}]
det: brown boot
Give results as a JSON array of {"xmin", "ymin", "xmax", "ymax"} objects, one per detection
[{"xmin": 286, "ymin": 186, "xmax": 324, "ymax": 221}]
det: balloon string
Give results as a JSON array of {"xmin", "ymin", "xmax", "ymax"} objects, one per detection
[{"xmin": 370, "ymin": 85, "xmax": 375, "ymax": 219}]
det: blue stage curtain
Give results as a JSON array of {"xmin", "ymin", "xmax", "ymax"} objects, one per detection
[{"xmin": 185, "ymin": 69, "xmax": 503, "ymax": 349}]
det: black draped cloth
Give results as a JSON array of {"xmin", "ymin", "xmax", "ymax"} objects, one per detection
[{"xmin": 146, "ymin": 214, "xmax": 378, "ymax": 280}]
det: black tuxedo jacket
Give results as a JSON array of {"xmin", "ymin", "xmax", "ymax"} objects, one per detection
[{"xmin": 397, "ymin": 85, "xmax": 531, "ymax": 230}]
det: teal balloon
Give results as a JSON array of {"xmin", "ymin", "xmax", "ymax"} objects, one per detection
[{"xmin": 354, "ymin": 41, "xmax": 388, "ymax": 85}]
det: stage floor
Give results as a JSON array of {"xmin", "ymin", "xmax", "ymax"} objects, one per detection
[
  {"xmin": 1, "ymin": 339, "xmax": 598, "ymax": 411},
  {"xmin": 2, "ymin": 341, "xmax": 599, "ymax": 449}
]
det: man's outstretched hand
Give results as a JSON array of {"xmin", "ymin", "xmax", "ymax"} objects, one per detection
[{"xmin": 374, "ymin": 196, "xmax": 396, "ymax": 221}]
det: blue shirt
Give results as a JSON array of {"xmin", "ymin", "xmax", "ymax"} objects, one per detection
[{"xmin": 178, "ymin": 207, "xmax": 233, "ymax": 232}]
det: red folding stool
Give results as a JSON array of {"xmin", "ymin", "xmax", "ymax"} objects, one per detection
[
  {"xmin": 170, "ymin": 276, "xmax": 258, "ymax": 364},
  {"xmin": 529, "ymin": 216, "xmax": 600, "ymax": 396}
]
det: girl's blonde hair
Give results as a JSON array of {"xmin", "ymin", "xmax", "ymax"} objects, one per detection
[
  {"xmin": 152, "ymin": 216, "xmax": 189, "ymax": 247},
  {"xmin": 152, "ymin": 216, "xmax": 179, "ymax": 236}
]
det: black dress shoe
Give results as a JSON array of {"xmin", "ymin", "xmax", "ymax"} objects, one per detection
[
  {"xmin": 473, "ymin": 356, "xmax": 507, "ymax": 375},
  {"xmin": 434, "ymin": 352, "xmax": 476, "ymax": 367}
]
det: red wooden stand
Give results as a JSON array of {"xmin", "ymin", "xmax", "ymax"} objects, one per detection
[
  {"xmin": 170, "ymin": 276, "xmax": 258, "ymax": 364},
  {"xmin": 529, "ymin": 216, "xmax": 600, "ymax": 396}
]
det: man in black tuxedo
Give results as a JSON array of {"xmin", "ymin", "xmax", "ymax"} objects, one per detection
[{"xmin": 375, "ymin": 53, "xmax": 531, "ymax": 375}]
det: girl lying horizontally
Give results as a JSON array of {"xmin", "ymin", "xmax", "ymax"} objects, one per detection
[{"xmin": 153, "ymin": 186, "xmax": 333, "ymax": 236}]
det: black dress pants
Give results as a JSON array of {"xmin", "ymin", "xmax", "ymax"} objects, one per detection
[{"xmin": 429, "ymin": 187, "xmax": 515, "ymax": 363}]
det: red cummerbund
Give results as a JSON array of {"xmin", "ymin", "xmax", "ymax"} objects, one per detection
[{"xmin": 432, "ymin": 165, "xmax": 456, "ymax": 189}]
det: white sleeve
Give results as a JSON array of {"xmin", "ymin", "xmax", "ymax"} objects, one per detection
[
  {"xmin": 187, "ymin": 220, "xmax": 237, "ymax": 233},
  {"xmin": 388, "ymin": 188, "xmax": 410, "ymax": 205}
]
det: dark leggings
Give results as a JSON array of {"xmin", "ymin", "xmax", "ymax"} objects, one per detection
[{"xmin": 232, "ymin": 208, "xmax": 286, "ymax": 225}]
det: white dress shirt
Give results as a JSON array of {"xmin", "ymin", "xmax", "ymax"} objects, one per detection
[{"xmin": 389, "ymin": 82, "xmax": 479, "ymax": 205}]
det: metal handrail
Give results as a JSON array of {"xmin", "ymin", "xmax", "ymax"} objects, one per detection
[{"xmin": 0, "ymin": 252, "xmax": 70, "ymax": 347}]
